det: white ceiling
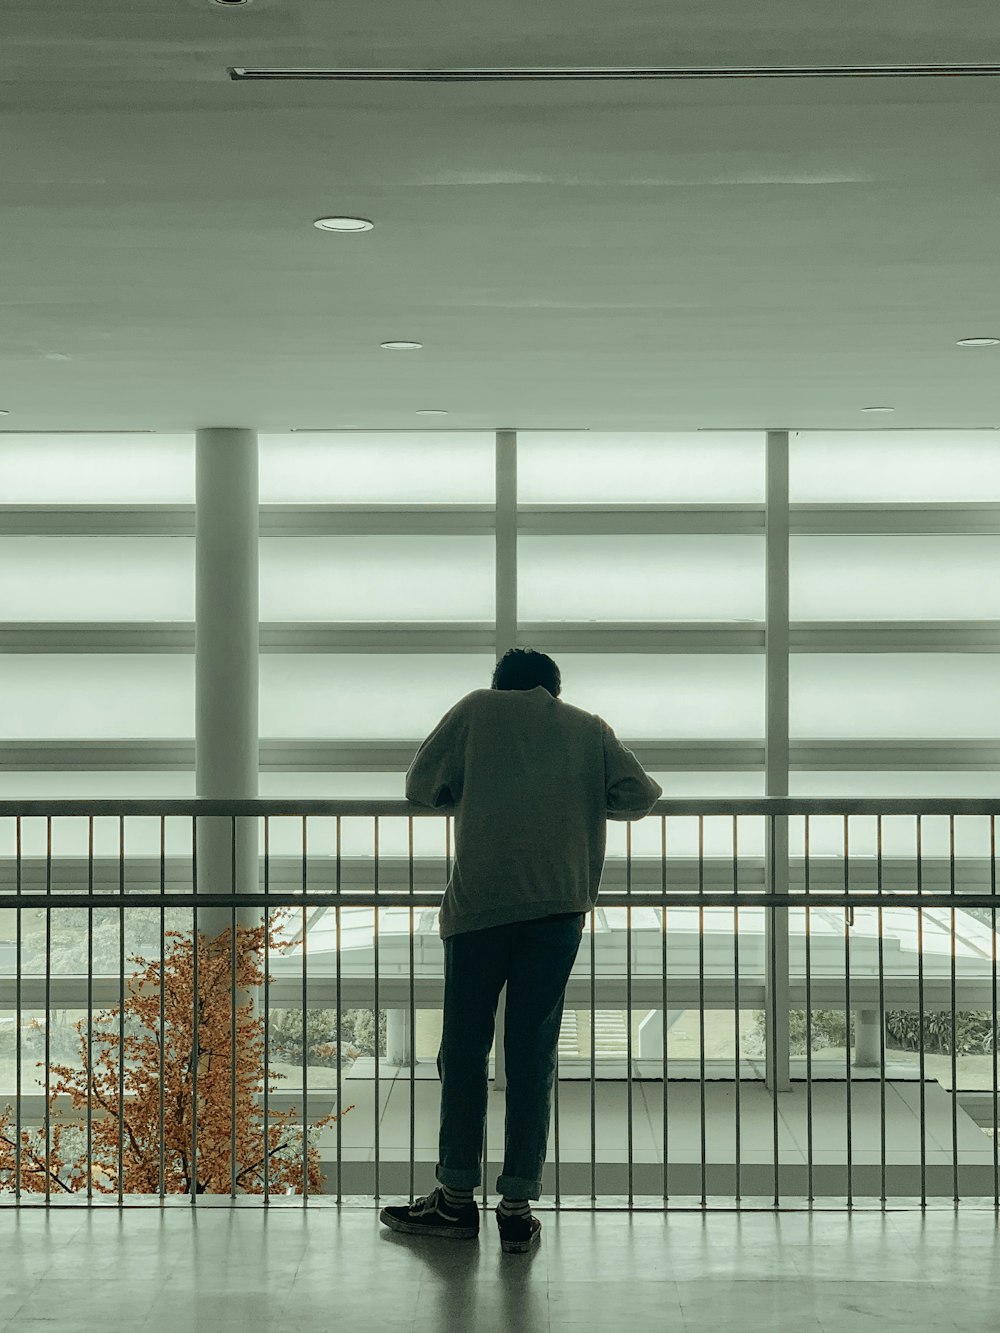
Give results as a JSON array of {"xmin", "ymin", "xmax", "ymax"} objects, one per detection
[{"xmin": 2, "ymin": 0, "xmax": 999, "ymax": 433}]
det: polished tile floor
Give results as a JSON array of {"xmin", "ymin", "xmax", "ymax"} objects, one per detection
[{"xmin": 1, "ymin": 1202, "xmax": 998, "ymax": 1332}]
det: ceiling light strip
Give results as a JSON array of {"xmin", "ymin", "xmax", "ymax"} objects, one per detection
[{"xmin": 228, "ymin": 64, "xmax": 1000, "ymax": 81}]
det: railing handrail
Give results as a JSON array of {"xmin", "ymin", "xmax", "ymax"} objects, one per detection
[{"xmin": 2, "ymin": 797, "xmax": 1000, "ymax": 817}]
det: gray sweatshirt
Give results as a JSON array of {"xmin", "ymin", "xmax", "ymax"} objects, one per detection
[{"xmin": 404, "ymin": 685, "xmax": 663, "ymax": 939}]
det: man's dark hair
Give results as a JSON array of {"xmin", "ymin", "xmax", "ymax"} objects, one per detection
[{"xmin": 491, "ymin": 647, "xmax": 561, "ymax": 699}]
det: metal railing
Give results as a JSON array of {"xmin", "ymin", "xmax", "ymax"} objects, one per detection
[{"xmin": 0, "ymin": 798, "xmax": 998, "ymax": 1211}]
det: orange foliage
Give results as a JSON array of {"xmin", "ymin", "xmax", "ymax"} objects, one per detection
[{"xmin": 0, "ymin": 909, "xmax": 355, "ymax": 1196}]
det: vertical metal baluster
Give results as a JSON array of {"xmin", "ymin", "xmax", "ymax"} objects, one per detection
[
  {"xmin": 625, "ymin": 821, "xmax": 633, "ymax": 1208},
  {"xmin": 263, "ymin": 816, "xmax": 270, "ymax": 1203},
  {"xmin": 733, "ymin": 815, "xmax": 740, "ymax": 1206},
  {"xmin": 373, "ymin": 814, "xmax": 379, "ymax": 1203},
  {"xmin": 408, "ymin": 816, "xmax": 416, "ymax": 1206},
  {"xmin": 159, "ymin": 815, "xmax": 165, "ymax": 1201},
  {"xmin": 590, "ymin": 851, "xmax": 597, "ymax": 1206},
  {"xmin": 554, "ymin": 995, "xmax": 561, "ymax": 1208},
  {"xmin": 45, "ymin": 816, "xmax": 51, "ymax": 1204},
  {"xmin": 119, "ymin": 814, "xmax": 125, "ymax": 1205},
  {"xmin": 917, "ymin": 814, "xmax": 926, "ymax": 1207},
  {"xmin": 770, "ymin": 814, "xmax": 779, "ymax": 1206},
  {"xmin": 88, "ymin": 815, "xmax": 94, "ymax": 1203},
  {"xmin": 805, "ymin": 814, "xmax": 813, "ymax": 1205},
  {"xmin": 877, "ymin": 815, "xmax": 886, "ymax": 1209},
  {"xmin": 844, "ymin": 814, "xmax": 852, "ymax": 1209},
  {"xmin": 232, "ymin": 814, "xmax": 238, "ymax": 1200},
  {"xmin": 14, "ymin": 815, "xmax": 20, "ymax": 1205},
  {"xmin": 335, "ymin": 815, "xmax": 342, "ymax": 1205},
  {"xmin": 553, "ymin": 879, "xmax": 562, "ymax": 1213},
  {"xmin": 997, "ymin": 810, "xmax": 1000, "ymax": 1210},
  {"xmin": 662, "ymin": 815, "xmax": 668, "ymax": 1207},
  {"xmin": 698, "ymin": 815, "xmax": 706, "ymax": 1207},
  {"xmin": 950, "ymin": 813, "xmax": 958, "ymax": 1203},
  {"xmin": 192, "ymin": 815, "xmax": 199, "ymax": 1206},
  {"xmin": 303, "ymin": 814, "xmax": 309, "ymax": 1204}
]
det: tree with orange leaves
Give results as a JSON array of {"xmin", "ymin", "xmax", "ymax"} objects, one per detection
[{"xmin": 0, "ymin": 908, "xmax": 354, "ymax": 1196}]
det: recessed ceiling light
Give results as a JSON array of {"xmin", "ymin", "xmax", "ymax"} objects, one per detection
[
  {"xmin": 313, "ymin": 217, "xmax": 374, "ymax": 232},
  {"xmin": 957, "ymin": 336, "xmax": 1000, "ymax": 346},
  {"xmin": 380, "ymin": 341, "xmax": 423, "ymax": 350},
  {"xmin": 416, "ymin": 409, "xmax": 448, "ymax": 415}
]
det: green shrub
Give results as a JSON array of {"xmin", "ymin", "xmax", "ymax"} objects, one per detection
[
  {"xmin": 750, "ymin": 1007, "xmax": 995, "ymax": 1056},
  {"xmin": 266, "ymin": 1007, "xmax": 387, "ymax": 1066}
]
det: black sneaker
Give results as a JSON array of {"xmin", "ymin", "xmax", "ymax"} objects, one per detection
[
  {"xmin": 495, "ymin": 1203, "xmax": 542, "ymax": 1254},
  {"xmin": 380, "ymin": 1187, "xmax": 480, "ymax": 1240}
]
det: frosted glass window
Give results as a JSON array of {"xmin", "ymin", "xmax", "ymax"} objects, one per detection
[
  {"xmin": 791, "ymin": 771, "xmax": 1000, "ymax": 797},
  {"xmin": 0, "ymin": 772, "xmax": 196, "ymax": 859},
  {"xmin": 789, "ymin": 430, "xmax": 1000, "ymax": 502},
  {"xmin": 0, "ymin": 537, "xmax": 194, "ymax": 621},
  {"xmin": 259, "ymin": 432, "xmax": 494, "ymax": 503},
  {"xmin": 790, "ymin": 655, "xmax": 1000, "ymax": 738},
  {"xmin": 549, "ymin": 655, "xmax": 764, "ymax": 739},
  {"xmin": 260, "ymin": 537, "xmax": 494, "ymax": 621},
  {"xmin": 519, "ymin": 536, "xmax": 764, "ymax": 621},
  {"xmin": 0, "ymin": 771, "xmax": 196, "ymax": 798},
  {"xmin": 0, "ymin": 656, "xmax": 193, "ymax": 738},
  {"xmin": 650, "ymin": 771, "xmax": 764, "ymax": 797},
  {"xmin": 258, "ymin": 772, "xmax": 405, "ymax": 798},
  {"xmin": 260, "ymin": 655, "xmax": 497, "ymax": 739},
  {"xmin": 606, "ymin": 770, "xmax": 766, "ymax": 860},
  {"xmin": 789, "ymin": 773, "xmax": 1000, "ymax": 861},
  {"xmin": 0, "ymin": 433, "xmax": 193, "ymax": 503},
  {"xmin": 257, "ymin": 772, "xmax": 452, "ymax": 859},
  {"xmin": 790, "ymin": 535, "xmax": 1000, "ymax": 620},
  {"xmin": 517, "ymin": 432, "xmax": 764, "ymax": 503}
]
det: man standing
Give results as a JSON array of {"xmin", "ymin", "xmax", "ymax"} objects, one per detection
[{"xmin": 380, "ymin": 648, "xmax": 662, "ymax": 1253}]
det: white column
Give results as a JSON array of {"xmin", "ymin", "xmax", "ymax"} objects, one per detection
[
  {"xmin": 765, "ymin": 429, "xmax": 791, "ymax": 1094},
  {"xmin": 853, "ymin": 1009, "xmax": 881, "ymax": 1068},
  {"xmin": 387, "ymin": 1008, "xmax": 414, "ymax": 1066},
  {"xmin": 194, "ymin": 427, "xmax": 260, "ymax": 948},
  {"xmin": 492, "ymin": 429, "xmax": 517, "ymax": 1093}
]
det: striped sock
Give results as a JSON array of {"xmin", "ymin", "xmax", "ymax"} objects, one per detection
[
  {"xmin": 498, "ymin": 1195, "xmax": 531, "ymax": 1218},
  {"xmin": 440, "ymin": 1183, "xmax": 474, "ymax": 1207}
]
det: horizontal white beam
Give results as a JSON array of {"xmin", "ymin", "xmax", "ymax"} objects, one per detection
[
  {"xmin": 5, "ymin": 621, "xmax": 1000, "ymax": 653},
  {"xmin": 3, "ymin": 855, "xmax": 995, "ymax": 891},
  {"xmin": 3, "ymin": 502, "xmax": 1000, "ymax": 536},
  {"xmin": 2, "ymin": 739, "xmax": 1000, "ymax": 771},
  {"xmin": 0, "ymin": 974, "xmax": 991, "ymax": 1013}
]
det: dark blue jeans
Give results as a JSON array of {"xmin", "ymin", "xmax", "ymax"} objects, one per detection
[{"xmin": 434, "ymin": 910, "xmax": 586, "ymax": 1201}]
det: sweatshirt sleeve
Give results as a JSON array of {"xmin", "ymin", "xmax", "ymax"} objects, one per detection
[
  {"xmin": 601, "ymin": 718, "xmax": 663, "ymax": 821},
  {"xmin": 404, "ymin": 697, "xmax": 471, "ymax": 811}
]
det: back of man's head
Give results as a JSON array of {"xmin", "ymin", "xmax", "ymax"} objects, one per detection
[{"xmin": 491, "ymin": 648, "xmax": 561, "ymax": 699}]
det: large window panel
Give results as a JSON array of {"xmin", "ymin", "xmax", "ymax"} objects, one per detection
[
  {"xmin": 0, "ymin": 772, "xmax": 196, "ymax": 860},
  {"xmin": 548, "ymin": 654, "xmax": 764, "ymax": 738},
  {"xmin": 258, "ymin": 771, "xmax": 442, "ymax": 859},
  {"xmin": 790, "ymin": 654, "xmax": 1000, "ymax": 738},
  {"xmin": 259, "ymin": 536, "xmax": 494, "ymax": 621},
  {"xmin": 0, "ymin": 537, "xmax": 194, "ymax": 621},
  {"xmin": 518, "ymin": 536, "xmax": 764, "ymax": 621},
  {"xmin": 0, "ymin": 433, "xmax": 194, "ymax": 503},
  {"xmin": 607, "ymin": 770, "xmax": 766, "ymax": 860},
  {"xmin": 789, "ymin": 771, "xmax": 1000, "ymax": 858},
  {"xmin": 789, "ymin": 429, "xmax": 1000, "ymax": 502},
  {"xmin": 517, "ymin": 431, "xmax": 764, "ymax": 503},
  {"xmin": 0, "ymin": 655, "xmax": 192, "ymax": 738},
  {"xmin": 258, "ymin": 432, "xmax": 494, "ymax": 503},
  {"xmin": 259, "ymin": 655, "xmax": 496, "ymax": 739},
  {"xmin": 790, "ymin": 535, "xmax": 1000, "ymax": 620}
]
